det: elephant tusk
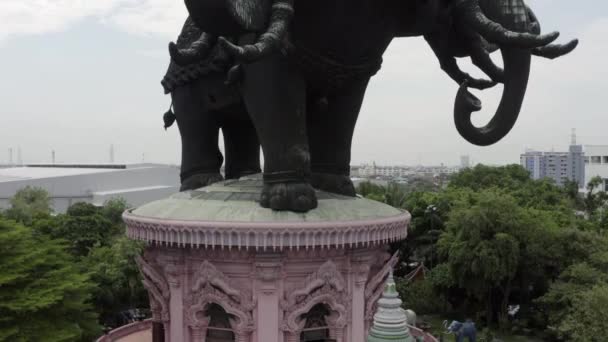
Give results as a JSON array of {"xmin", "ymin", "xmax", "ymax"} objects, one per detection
[
  {"xmin": 524, "ymin": 5, "xmax": 579, "ymax": 60},
  {"xmin": 532, "ymin": 39, "xmax": 579, "ymax": 60},
  {"xmin": 454, "ymin": 0, "xmax": 559, "ymax": 48}
]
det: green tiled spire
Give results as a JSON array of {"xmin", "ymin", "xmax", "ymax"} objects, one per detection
[{"xmin": 367, "ymin": 269, "xmax": 415, "ymax": 342}]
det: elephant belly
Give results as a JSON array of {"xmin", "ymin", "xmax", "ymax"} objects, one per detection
[
  {"xmin": 292, "ymin": 0, "xmax": 394, "ymax": 66},
  {"xmin": 290, "ymin": 0, "xmax": 393, "ymax": 94}
]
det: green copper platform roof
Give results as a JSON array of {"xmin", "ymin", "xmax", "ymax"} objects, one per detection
[{"xmin": 131, "ymin": 175, "xmax": 404, "ymax": 223}]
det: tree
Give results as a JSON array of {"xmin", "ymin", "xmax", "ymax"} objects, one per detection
[
  {"xmin": 557, "ymin": 284, "xmax": 608, "ymax": 342},
  {"xmin": 357, "ymin": 181, "xmax": 387, "ymax": 200},
  {"xmin": 537, "ymin": 246, "xmax": 608, "ymax": 340},
  {"xmin": 435, "ymin": 189, "xmax": 569, "ymax": 329},
  {"xmin": 584, "ymin": 176, "xmax": 608, "ymax": 230},
  {"xmin": 101, "ymin": 198, "xmax": 129, "ymax": 226},
  {"xmin": 4, "ymin": 186, "xmax": 52, "ymax": 225},
  {"xmin": 448, "ymin": 164, "xmax": 531, "ymax": 192},
  {"xmin": 356, "ymin": 181, "xmax": 417, "ymax": 209},
  {"xmin": 0, "ymin": 218, "xmax": 100, "ymax": 341},
  {"xmin": 35, "ymin": 203, "xmax": 117, "ymax": 257},
  {"xmin": 83, "ymin": 236, "xmax": 147, "ymax": 328},
  {"xmin": 397, "ymin": 276, "xmax": 444, "ymax": 315}
]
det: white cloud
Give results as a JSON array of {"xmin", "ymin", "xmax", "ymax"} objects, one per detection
[
  {"xmin": 0, "ymin": 0, "xmax": 185, "ymax": 42},
  {"xmin": 103, "ymin": 0, "xmax": 185, "ymax": 38}
]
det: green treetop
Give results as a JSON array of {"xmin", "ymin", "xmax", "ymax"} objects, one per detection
[{"xmin": 0, "ymin": 217, "xmax": 100, "ymax": 341}]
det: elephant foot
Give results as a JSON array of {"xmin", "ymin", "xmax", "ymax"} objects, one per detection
[
  {"xmin": 260, "ymin": 182, "xmax": 318, "ymax": 212},
  {"xmin": 311, "ymin": 173, "xmax": 356, "ymax": 197},
  {"xmin": 180, "ymin": 173, "xmax": 224, "ymax": 191}
]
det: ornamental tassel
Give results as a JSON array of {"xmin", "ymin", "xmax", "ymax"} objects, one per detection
[{"xmin": 163, "ymin": 101, "xmax": 176, "ymax": 130}]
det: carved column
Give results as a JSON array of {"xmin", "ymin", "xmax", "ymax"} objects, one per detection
[
  {"xmin": 234, "ymin": 332, "xmax": 248, "ymax": 342},
  {"xmin": 328, "ymin": 310, "xmax": 346, "ymax": 342},
  {"xmin": 165, "ymin": 263, "xmax": 185, "ymax": 342},
  {"xmin": 330, "ymin": 327, "xmax": 345, "ymax": 342},
  {"xmin": 351, "ymin": 254, "xmax": 371, "ymax": 342},
  {"xmin": 136, "ymin": 254, "xmax": 171, "ymax": 342},
  {"xmin": 254, "ymin": 253, "xmax": 282, "ymax": 342}
]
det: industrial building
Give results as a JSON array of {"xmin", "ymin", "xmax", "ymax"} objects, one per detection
[{"xmin": 0, "ymin": 164, "xmax": 180, "ymax": 213}]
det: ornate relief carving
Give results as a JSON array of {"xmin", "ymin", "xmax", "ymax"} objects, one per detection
[
  {"xmin": 191, "ymin": 261, "xmax": 242, "ymax": 300},
  {"xmin": 185, "ymin": 260, "xmax": 255, "ymax": 336},
  {"xmin": 164, "ymin": 263, "xmax": 182, "ymax": 287},
  {"xmin": 281, "ymin": 260, "xmax": 351, "ymax": 335},
  {"xmin": 286, "ymin": 260, "xmax": 346, "ymax": 307},
  {"xmin": 136, "ymin": 255, "xmax": 170, "ymax": 322}
]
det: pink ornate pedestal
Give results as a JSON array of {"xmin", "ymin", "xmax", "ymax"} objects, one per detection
[{"xmin": 124, "ymin": 177, "xmax": 410, "ymax": 342}]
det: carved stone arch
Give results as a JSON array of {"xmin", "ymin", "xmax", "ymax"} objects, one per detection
[
  {"xmin": 287, "ymin": 260, "xmax": 346, "ymax": 307},
  {"xmin": 186, "ymin": 260, "xmax": 255, "ymax": 338},
  {"xmin": 282, "ymin": 260, "xmax": 350, "ymax": 341},
  {"xmin": 191, "ymin": 261, "xmax": 242, "ymax": 301},
  {"xmin": 136, "ymin": 256, "xmax": 170, "ymax": 322},
  {"xmin": 284, "ymin": 293, "xmax": 349, "ymax": 342},
  {"xmin": 186, "ymin": 293, "xmax": 251, "ymax": 331}
]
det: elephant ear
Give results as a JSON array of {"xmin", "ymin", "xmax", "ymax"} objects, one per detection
[{"xmin": 226, "ymin": 0, "xmax": 273, "ymax": 32}]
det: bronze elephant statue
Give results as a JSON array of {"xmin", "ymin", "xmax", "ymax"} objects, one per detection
[{"xmin": 166, "ymin": 0, "xmax": 577, "ymax": 212}]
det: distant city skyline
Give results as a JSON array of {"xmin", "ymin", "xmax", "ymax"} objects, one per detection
[
  {"xmin": 2, "ymin": 132, "xmax": 597, "ymax": 167},
  {"xmin": 0, "ymin": 0, "xmax": 606, "ymax": 167}
]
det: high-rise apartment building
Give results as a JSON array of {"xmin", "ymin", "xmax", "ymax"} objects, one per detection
[{"xmin": 520, "ymin": 142, "xmax": 585, "ymax": 187}]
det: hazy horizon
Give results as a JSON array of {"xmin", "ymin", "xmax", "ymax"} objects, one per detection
[{"xmin": 1, "ymin": 0, "xmax": 606, "ymax": 167}]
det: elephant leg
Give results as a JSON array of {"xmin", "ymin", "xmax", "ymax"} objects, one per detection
[
  {"xmin": 221, "ymin": 102, "xmax": 262, "ymax": 180},
  {"xmin": 172, "ymin": 77, "xmax": 224, "ymax": 191},
  {"xmin": 240, "ymin": 51, "xmax": 317, "ymax": 212},
  {"xmin": 307, "ymin": 79, "xmax": 370, "ymax": 197}
]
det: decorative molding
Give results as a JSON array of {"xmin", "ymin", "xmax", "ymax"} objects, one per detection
[
  {"xmin": 354, "ymin": 263, "xmax": 371, "ymax": 288},
  {"xmin": 286, "ymin": 260, "xmax": 346, "ymax": 308},
  {"xmin": 191, "ymin": 261, "xmax": 243, "ymax": 301},
  {"xmin": 135, "ymin": 256, "xmax": 170, "ymax": 322},
  {"xmin": 254, "ymin": 257, "xmax": 283, "ymax": 282},
  {"xmin": 95, "ymin": 319, "xmax": 154, "ymax": 342},
  {"xmin": 281, "ymin": 260, "xmax": 351, "ymax": 334},
  {"xmin": 185, "ymin": 260, "xmax": 255, "ymax": 336},
  {"xmin": 164, "ymin": 263, "xmax": 182, "ymax": 288},
  {"xmin": 364, "ymin": 251, "xmax": 400, "ymax": 327},
  {"xmin": 124, "ymin": 211, "xmax": 410, "ymax": 250}
]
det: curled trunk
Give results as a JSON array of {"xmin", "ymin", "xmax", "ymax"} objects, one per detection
[{"xmin": 454, "ymin": 47, "xmax": 531, "ymax": 146}]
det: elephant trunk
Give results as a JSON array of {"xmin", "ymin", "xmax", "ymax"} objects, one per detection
[
  {"xmin": 454, "ymin": 47, "xmax": 531, "ymax": 146},
  {"xmin": 453, "ymin": 0, "xmax": 536, "ymax": 146}
]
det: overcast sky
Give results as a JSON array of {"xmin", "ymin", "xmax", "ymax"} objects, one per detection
[{"xmin": 0, "ymin": 0, "xmax": 606, "ymax": 166}]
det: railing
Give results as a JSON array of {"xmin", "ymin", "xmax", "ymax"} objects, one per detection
[
  {"xmin": 407, "ymin": 324, "xmax": 440, "ymax": 342},
  {"xmin": 96, "ymin": 319, "xmax": 153, "ymax": 342}
]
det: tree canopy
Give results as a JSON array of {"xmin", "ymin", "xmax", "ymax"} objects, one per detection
[
  {"xmin": 0, "ymin": 218, "xmax": 100, "ymax": 341},
  {"xmin": 0, "ymin": 191, "xmax": 148, "ymax": 338},
  {"xmin": 4, "ymin": 186, "xmax": 52, "ymax": 225},
  {"xmin": 359, "ymin": 164, "xmax": 608, "ymax": 339}
]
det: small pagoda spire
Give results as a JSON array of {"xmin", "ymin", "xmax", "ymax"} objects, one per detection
[{"xmin": 367, "ymin": 269, "xmax": 415, "ymax": 342}]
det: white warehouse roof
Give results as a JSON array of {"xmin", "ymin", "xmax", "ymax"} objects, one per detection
[{"xmin": 0, "ymin": 164, "xmax": 180, "ymax": 213}]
